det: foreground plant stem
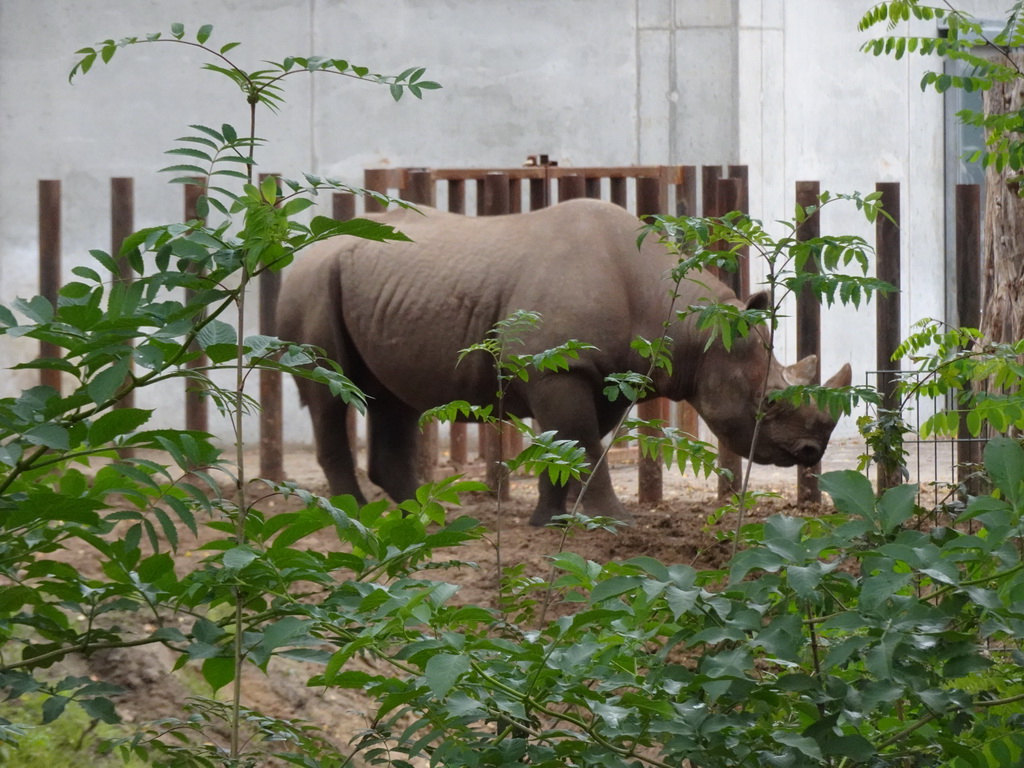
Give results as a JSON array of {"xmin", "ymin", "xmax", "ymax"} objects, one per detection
[{"xmin": 228, "ymin": 94, "xmax": 260, "ymax": 763}]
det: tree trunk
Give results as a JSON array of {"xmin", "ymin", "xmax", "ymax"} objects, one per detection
[{"xmin": 981, "ymin": 52, "xmax": 1024, "ymax": 346}]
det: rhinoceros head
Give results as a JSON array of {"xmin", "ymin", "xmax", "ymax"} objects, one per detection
[{"xmin": 689, "ymin": 294, "xmax": 852, "ymax": 468}]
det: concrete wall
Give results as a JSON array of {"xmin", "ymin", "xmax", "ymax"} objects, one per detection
[{"xmin": 0, "ymin": 0, "xmax": 1007, "ymax": 446}]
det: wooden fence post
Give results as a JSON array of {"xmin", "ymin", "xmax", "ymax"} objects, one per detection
[
  {"xmin": 558, "ymin": 173, "xmax": 585, "ymax": 202},
  {"xmin": 955, "ymin": 184, "xmax": 983, "ymax": 495},
  {"xmin": 716, "ymin": 177, "xmax": 742, "ymax": 298},
  {"xmin": 875, "ymin": 181, "xmax": 902, "ymax": 493},
  {"xmin": 482, "ymin": 172, "xmax": 513, "ymax": 499},
  {"xmin": 403, "ymin": 169, "xmax": 441, "ymax": 484},
  {"xmin": 609, "ymin": 176, "xmax": 628, "ymax": 209},
  {"xmin": 111, "ymin": 178, "xmax": 135, "ymax": 416},
  {"xmin": 332, "ymin": 193, "xmax": 360, "ymax": 457},
  {"xmin": 674, "ymin": 167, "xmax": 701, "ymax": 440},
  {"xmin": 111, "ymin": 178, "xmax": 135, "ymax": 286},
  {"xmin": 701, "ymin": 167, "xmax": 742, "ymax": 500},
  {"xmin": 509, "ymin": 177, "xmax": 523, "ymax": 213},
  {"xmin": 728, "ymin": 166, "xmax": 751, "ymax": 299},
  {"xmin": 445, "ymin": 180, "xmax": 469, "ymax": 467},
  {"xmin": 636, "ymin": 175, "xmax": 667, "ymax": 505},
  {"xmin": 529, "ymin": 174, "xmax": 549, "ymax": 211},
  {"xmin": 701, "ymin": 165, "xmax": 722, "ymax": 222},
  {"xmin": 38, "ymin": 180, "xmax": 62, "ymax": 392},
  {"xmin": 259, "ymin": 173, "xmax": 284, "ymax": 483},
  {"xmin": 795, "ymin": 181, "xmax": 823, "ymax": 504},
  {"xmin": 676, "ymin": 165, "xmax": 697, "ymax": 217},
  {"xmin": 363, "ymin": 168, "xmax": 393, "ymax": 213},
  {"xmin": 184, "ymin": 181, "xmax": 209, "ymax": 434}
]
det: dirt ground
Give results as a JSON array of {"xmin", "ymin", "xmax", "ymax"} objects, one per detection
[{"xmin": 38, "ymin": 435, "xmax": 950, "ymax": 759}]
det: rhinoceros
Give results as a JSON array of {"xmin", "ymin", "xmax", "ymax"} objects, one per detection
[{"xmin": 277, "ymin": 198, "xmax": 851, "ymax": 526}]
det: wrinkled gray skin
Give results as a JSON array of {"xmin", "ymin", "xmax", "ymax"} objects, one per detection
[{"xmin": 278, "ymin": 198, "xmax": 852, "ymax": 526}]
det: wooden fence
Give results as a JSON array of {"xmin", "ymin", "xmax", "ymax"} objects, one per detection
[{"xmin": 29, "ymin": 171, "xmax": 983, "ymax": 505}]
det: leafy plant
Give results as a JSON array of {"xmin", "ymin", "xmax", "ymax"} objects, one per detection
[
  {"xmin": 883, "ymin": 318, "xmax": 1024, "ymax": 440},
  {"xmin": 0, "ymin": 21, "xmax": 449, "ymax": 764},
  {"xmin": 861, "ymin": 1, "xmax": 1024, "ymax": 178},
  {"xmin": 307, "ymin": 437, "xmax": 1024, "ymax": 768}
]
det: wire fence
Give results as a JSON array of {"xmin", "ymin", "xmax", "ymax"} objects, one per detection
[{"xmin": 870, "ymin": 369, "xmax": 987, "ymax": 511}]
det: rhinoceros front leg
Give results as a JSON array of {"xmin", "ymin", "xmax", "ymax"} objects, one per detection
[
  {"xmin": 365, "ymin": 397, "xmax": 421, "ymax": 505},
  {"xmin": 526, "ymin": 375, "xmax": 633, "ymax": 527}
]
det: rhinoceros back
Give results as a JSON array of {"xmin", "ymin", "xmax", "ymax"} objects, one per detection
[
  {"xmin": 279, "ymin": 198, "xmax": 701, "ymax": 412},
  {"xmin": 333, "ymin": 200, "xmax": 673, "ymax": 410}
]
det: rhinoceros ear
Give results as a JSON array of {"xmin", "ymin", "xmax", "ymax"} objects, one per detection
[
  {"xmin": 746, "ymin": 292, "xmax": 770, "ymax": 311},
  {"xmin": 783, "ymin": 355, "xmax": 817, "ymax": 386}
]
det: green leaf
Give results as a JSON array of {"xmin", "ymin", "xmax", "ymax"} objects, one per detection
[
  {"xmin": 197, "ymin": 319, "xmax": 237, "ymax": 350},
  {"xmin": 787, "ymin": 563, "xmax": 824, "ymax": 598},
  {"xmin": 87, "ymin": 359, "xmax": 129, "ymax": 404},
  {"xmin": 589, "ymin": 575, "xmax": 642, "ymax": 604},
  {"xmin": 202, "ymin": 657, "xmax": 235, "ymax": 694},
  {"xmin": 877, "ymin": 482, "xmax": 918, "ymax": 534},
  {"xmin": 281, "ymin": 197, "xmax": 315, "ymax": 216},
  {"xmin": 621, "ymin": 555, "xmax": 670, "ymax": 581},
  {"xmin": 593, "ymin": 700, "xmax": 631, "ymax": 728},
  {"xmin": 196, "ymin": 24, "xmax": 213, "ymax": 44},
  {"xmin": 138, "ymin": 552, "xmax": 175, "ymax": 584},
  {"xmin": 984, "ymin": 436, "xmax": 1024, "ymax": 504},
  {"xmin": 261, "ymin": 173, "xmax": 279, "ymax": 204},
  {"xmin": 24, "ymin": 424, "xmax": 70, "ymax": 450},
  {"xmin": 815, "ymin": 733, "xmax": 872, "ymax": 765},
  {"xmin": 79, "ymin": 697, "xmax": 121, "ymax": 724},
  {"xmin": 41, "ymin": 696, "xmax": 68, "ymax": 724},
  {"xmin": 260, "ymin": 616, "xmax": 313, "ymax": 654},
  {"xmin": 665, "ymin": 585, "xmax": 699, "ymax": 618},
  {"xmin": 729, "ymin": 547, "xmax": 784, "ymax": 582},
  {"xmin": 13, "ymin": 295, "xmax": 54, "ymax": 324},
  {"xmin": 166, "ymin": 146, "xmax": 213, "ymax": 162},
  {"xmin": 192, "ymin": 617, "xmax": 226, "ymax": 644},
  {"xmin": 773, "ymin": 731, "xmax": 822, "ymax": 760},
  {"xmin": 820, "ymin": 470, "xmax": 877, "ymax": 524},
  {"xmin": 860, "ymin": 568, "xmax": 913, "ymax": 609},
  {"xmin": 6, "ymin": 486, "xmax": 103, "ymax": 527},
  {"xmin": 88, "ymin": 408, "xmax": 152, "ymax": 446},
  {"xmin": 822, "ymin": 636, "xmax": 870, "ymax": 670},
  {"xmin": 223, "ymin": 546, "xmax": 258, "ymax": 569},
  {"xmin": 423, "ymin": 653, "xmax": 470, "ymax": 698},
  {"xmin": 309, "ymin": 216, "xmax": 413, "ymax": 242}
]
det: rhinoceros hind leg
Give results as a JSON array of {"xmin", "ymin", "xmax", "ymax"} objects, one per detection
[
  {"xmin": 366, "ymin": 399, "xmax": 421, "ymax": 505},
  {"xmin": 302, "ymin": 382, "xmax": 367, "ymax": 505}
]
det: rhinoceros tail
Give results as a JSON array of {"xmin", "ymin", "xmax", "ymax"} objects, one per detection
[
  {"xmin": 277, "ymin": 249, "xmax": 354, "ymax": 410},
  {"xmin": 324, "ymin": 254, "xmax": 351, "ymax": 373}
]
